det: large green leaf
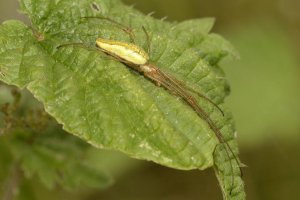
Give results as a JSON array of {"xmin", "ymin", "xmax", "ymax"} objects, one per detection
[{"xmin": 0, "ymin": 0, "xmax": 245, "ymax": 199}]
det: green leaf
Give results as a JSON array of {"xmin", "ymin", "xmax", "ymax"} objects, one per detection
[
  {"xmin": 197, "ymin": 33, "xmax": 240, "ymax": 66},
  {"xmin": 1, "ymin": 120, "xmax": 112, "ymax": 190},
  {"xmin": 0, "ymin": 86, "xmax": 112, "ymax": 191},
  {"xmin": 0, "ymin": 0, "xmax": 245, "ymax": 199}
]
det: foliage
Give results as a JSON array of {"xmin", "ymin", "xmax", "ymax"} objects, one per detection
[
  {"xmin": 0, "ymin": 86, "xmax": 113, "ymax": 198},
  {"xmin": 0, "ymin": 0, "xmax": 245, "ymax": 199}
]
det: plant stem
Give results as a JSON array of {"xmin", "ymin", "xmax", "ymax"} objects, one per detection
[{"xmin": 1, "ymin": 162, "xmax": 23, "ymax": 200}]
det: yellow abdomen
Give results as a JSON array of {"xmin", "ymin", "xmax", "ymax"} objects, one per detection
[{"xmin": 96, "ymin": 38, "xmax": 149, "ymax": 65}]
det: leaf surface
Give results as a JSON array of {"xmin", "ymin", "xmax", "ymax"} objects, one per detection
[{"xmin": 0, "ymin": 0, "xmax": 245, "ymax": 198}]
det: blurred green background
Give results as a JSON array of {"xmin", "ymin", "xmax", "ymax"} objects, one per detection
[{"xmin": 1, "ymin": 0, "xmax": 300, "ymax": 199}]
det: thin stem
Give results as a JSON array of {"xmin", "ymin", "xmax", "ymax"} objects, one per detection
[{"xmin": 1, "ymin": 162, "xmax": 23, "ymax": 200}]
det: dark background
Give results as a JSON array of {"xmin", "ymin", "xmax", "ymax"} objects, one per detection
[{"xmin": 1, "ymin": 0, "xmax": 300, "ymax": 199}]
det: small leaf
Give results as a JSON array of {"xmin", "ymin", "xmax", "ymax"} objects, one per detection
[
  {"xmin": 4, "ymin": 126, "xmax": 113, "ymax": 190},
  {"xmin": 0, "ymin": 0, "xmax": 245, "ymax": 199}
]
